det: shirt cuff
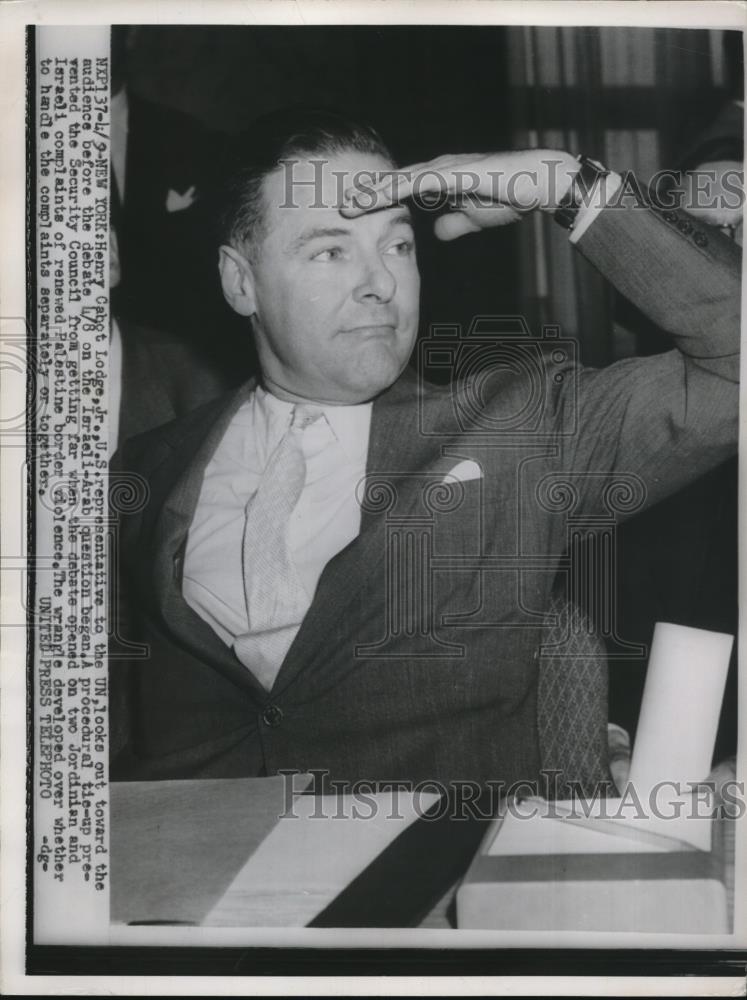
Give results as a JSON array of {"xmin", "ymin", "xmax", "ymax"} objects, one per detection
[{"xmin": 568, "ymin": 170, "xmax": 623, "ymax": 244}]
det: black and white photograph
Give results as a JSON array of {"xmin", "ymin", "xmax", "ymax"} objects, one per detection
[{"xmin": 1, "ymin": 1, "xmax": 746, "ymax": 995}]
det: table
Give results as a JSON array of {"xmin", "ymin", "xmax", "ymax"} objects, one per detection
[
  {"xmin": 110, "ymin": 778, "xmax": 735, "ymax": 931},
  {"xmin": 110, "ymin": 777, "xmax": 458, "ymax": 927}
]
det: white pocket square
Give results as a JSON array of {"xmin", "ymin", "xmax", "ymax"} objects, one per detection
[{"xmin": 442, "ymin": 460, "xmax": 482, "ymax": 484}]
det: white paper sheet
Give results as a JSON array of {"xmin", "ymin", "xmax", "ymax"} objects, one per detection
[
  {"xmin": 629, "ymin": 622, "xmax": 733, "ymax": 793},
  {"xmin": 202, "ymin": 790, "xmax": 440, "ymax": 927}
]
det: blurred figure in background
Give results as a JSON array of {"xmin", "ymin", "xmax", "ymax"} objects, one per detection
[
  {"xmin": 110, "ymin": 27, "xmax": 247, "ymax": 384},
  {"xmin": 109, "ymin": 224, "xmax": 229, "ymax": 456}
]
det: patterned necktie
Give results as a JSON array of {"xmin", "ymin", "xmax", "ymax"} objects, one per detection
[{"xmin": 233, "ymin": 403, "xmax": 320, "ymax": 690}]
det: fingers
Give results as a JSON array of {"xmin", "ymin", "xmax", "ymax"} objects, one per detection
[
  {"xmin": 340, "ymin": 169, "xmax": 440, "ymax": 217},
  {"xmin": 338, "ymin": 151, "xmax": 528, "ymax": 241},
  {"xmin": 340, "ymin": 156, "xmax": 485, "ymax": 217},
  {"xmin": 433, "ymin": 203, "xmax": 519, "ymax": 240},
  {"xmin": 433, "ymin": 212, "xmax": 483, "ymax": 241},
  {"xmin": 400, "ymin": 152, "xmax": 483, "ymax": 176}
]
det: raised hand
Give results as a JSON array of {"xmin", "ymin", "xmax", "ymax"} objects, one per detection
[{"xmin": 340, "ymin": 149, "xmax": 579, "ymax": 240}]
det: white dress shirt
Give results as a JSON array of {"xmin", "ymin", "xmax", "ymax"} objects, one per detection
[
  {"xmin": 568, "ymin": 171, "xmax": 622, "ymax": 243},
  {"xmin": 183, "ymin": 386, "xmax": 372, "ymax": 668}
]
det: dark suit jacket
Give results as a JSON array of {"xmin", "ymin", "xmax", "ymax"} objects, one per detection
[
  {"xmin": 110, "ymin": 195, "xmax": 740, "ymax": 787},
  {"xmin": 110, "ymin": 318, "xmax": 231, "ymax": 757}
]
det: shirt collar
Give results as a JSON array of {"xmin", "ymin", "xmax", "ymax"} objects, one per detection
[{"xmin": 254, "ymin": 384, "xmax": 371, "ymax": 463}]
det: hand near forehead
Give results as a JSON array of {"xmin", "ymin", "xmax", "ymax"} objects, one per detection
[{"xmin": 341, "ymin": 149, "xmax": 579, "ymax": 240}]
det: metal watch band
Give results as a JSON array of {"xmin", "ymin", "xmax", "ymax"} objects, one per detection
[{"xmin": 554, "ymin": 155, "xmax": 610, "ymax": 230}]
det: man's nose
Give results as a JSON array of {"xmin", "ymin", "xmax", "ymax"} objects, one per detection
[{"xmin": 352, "ymin": 252, "xmax": 396, "ymax": 304}]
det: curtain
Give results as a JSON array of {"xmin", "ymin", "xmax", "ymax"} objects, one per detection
[{"xmin": 506, "ymin": 26, "xmax": 732, "ymax": 364}]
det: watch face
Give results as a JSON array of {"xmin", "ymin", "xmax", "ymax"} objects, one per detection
[
  {"xmin": 553, "ymin": 204, "xmax": 578, "ymax": 230},
  {"xmin": 553, "ymin": 156, "xmax": 610, "ymax": 230},
  {"xmin": 576, "ymin": 157, "xmax": 609, "ymax": 191}
]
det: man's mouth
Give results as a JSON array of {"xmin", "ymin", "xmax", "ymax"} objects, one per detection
[{"xmin": 340, "ymin": 323, "xmax": 397, "ymax": 336}]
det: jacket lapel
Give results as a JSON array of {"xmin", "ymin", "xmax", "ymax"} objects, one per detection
[
  {"xmin": 271, "ymin": 369, "xmax": 448, "ymax": 694},
  {"xmin": 118, "ymin": 318, "xmax": 178, "ymax": 443},
  {"xmin": 150, "ymin": 378, "xmax": 269, "ymax": 702}
]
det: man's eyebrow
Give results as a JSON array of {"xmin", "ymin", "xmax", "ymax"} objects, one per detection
[
  {"xmin": 285, "ymin": 226, "xmax": 352, "ymax": 254},
  {"xmin": 383, "ymin": 208, "xmax": 415, "ymax": 231},
  {"xmin": 285, "ymin": 210, "xmax": 414, "ymax": 255}
]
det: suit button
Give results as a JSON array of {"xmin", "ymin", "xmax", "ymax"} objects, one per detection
[
  {"xmin": 693, "ymin": 231, "xmax": 708, "ymax": 248},
  {"xmin": 677, "ymin": 219, "xmax": 693, "ymax": 234},
  {"xmin": 663, "ymin": 211, "xmax": 677, "ymax": 223},
  {"xmin": 262, "ymin": 704, "xmax": 283, "ymax": 728}
]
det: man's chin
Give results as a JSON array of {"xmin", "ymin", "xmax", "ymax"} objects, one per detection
[
  {"xmin": 335, "ymin": 354, "xmax": 409, "ymax": 403},
  {"xmin": 269, "ymin": 349, "xmax": 411, "ymax": 405}
]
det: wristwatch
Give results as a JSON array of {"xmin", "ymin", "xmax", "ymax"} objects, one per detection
[{"xmin": 554, "ymin": 155, "xmax": 610, "ymax": 230}]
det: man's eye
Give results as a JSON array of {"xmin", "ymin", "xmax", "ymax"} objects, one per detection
[
  {"xmin": 311, "ymin": 247, "xmax": 344, "ymax": 262},
  {"xmin": 384, "ymin": 239, "xmax": 414, "ymax": 256}
]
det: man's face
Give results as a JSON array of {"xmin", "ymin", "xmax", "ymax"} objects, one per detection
[{"xmin": 230, "ymin": 150, "xmax": 421, "ymax": 404}]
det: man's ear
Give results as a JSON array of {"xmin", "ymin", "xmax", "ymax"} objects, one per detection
[{"xmin": 218, "ymin": 245, "xmax": 257, "ymax": 317}]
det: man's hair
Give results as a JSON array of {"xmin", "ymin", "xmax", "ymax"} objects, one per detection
[{"xmin": 216, "ymin": 107, "xmax": 395, "ymax": 259}]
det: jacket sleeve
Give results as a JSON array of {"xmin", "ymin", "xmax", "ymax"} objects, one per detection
[{"xmin": 554, "ymin": 192, "xmax": 741, "ymax": 517}]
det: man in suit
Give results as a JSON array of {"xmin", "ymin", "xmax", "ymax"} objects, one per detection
[{"xmin": 110, "ymin": 109, "xmax": 740, "ymax": 790}]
